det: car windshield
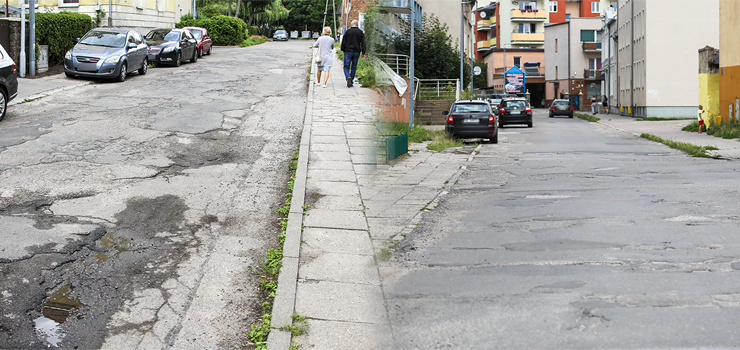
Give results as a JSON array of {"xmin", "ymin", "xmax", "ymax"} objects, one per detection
[
  {"xmin": 505, "ymin": 100, "xmax": 528, "ymax": 108},
  {"xmin": 189, "ymin": 29, "xmax": 202, "ymax": 39},
  {"xmin": 553, "ymin": 101, "xmax": 569, "ymax": 106},
  {"xmin": 451, "ymin": 104, "xmax": 489, "ymax": 113},
  {"xmin": 79, "ymin": 31, "xmax": 127, "ymax": 47},
  {"xmin": 275, "ymin": 30, "xmax": 287, "ymax": 35},
  {"xmin": 146, "ymin": 30, "xmax": 179, "ymax": 41}
]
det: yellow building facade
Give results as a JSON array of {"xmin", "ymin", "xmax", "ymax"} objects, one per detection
[{"xmin": 719, "ymin": 0, "xmax": 740, "ymax": 123}]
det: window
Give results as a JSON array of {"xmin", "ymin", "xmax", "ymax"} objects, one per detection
[
  {"xmin": 555, "ymin": 66, "xmax": 558, "ymax": 78},
  {"xmin": 565, "ymin": 14, "xmax": 571, "ymax": 20},
  {"xmin": 555, "ymin": 38, "xmax": 558, "ymax": 52},
  {"xmin": 549, "ymin": 1, "xmax": 557, "ymax": 12},
  {"xmin": 519, "ymin": 1, "xmax": 535, "ymax": 10},
  {"xmin": 60, "ymin": 0, "xmax": 78, "ymax": 6},
  {"xmin": 588, "ymin": 58, "xmax": 601, "ymax": 77},
  {"xmin": 592, "ymin": 1, "xmax": 600, "ymax": 13},
  {"xmin": 514, "ymin": 57, "xmax": 521, "ymax": 68},
  {"xmin": 581, "ymin": 30, "xmax": 596, "ymax": 42},
  {"xmin": 518, "ymin": 23, "xmax": 536, "ymax": 33}
]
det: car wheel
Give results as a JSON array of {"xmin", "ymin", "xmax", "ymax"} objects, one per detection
[
  {"xmin": 0, "ymin": 89, "xmax": 7, "ymax": 122},
  {"xmin": 65, "ymin": 72, "xmax": 74, "ymax": 78},
  {"xmin": 549, "ymin": 113, "xmax": 553, "ymax": 118},
  {"xmin": 207, "ymin": 45, "xmax": 212, "ymax": 55},
  {"xmin": 569, "ymin": 114, "xmax": 573, "ymax": 118},
  {"xmin": 490, "ymin": 132, "xmax": 498, "ymax": 144},
  {"xmin": 198, "ymin": 47, "xmax": 203, "ymax": 58},
  {"xmin": 174, "ymin": 51, "xmax": 181, "ymax": 67},
  {"xmin": 138, "ymin": 58, "xmax": 148, "ymax": 75},
  {"xmin": 191, "ymin": 48, "xmax": 198, "ymax": 63},
  {"xmin": 527, "ymin": 121, "xmax": 533, "ymax": 128},
  {"xmin": 498, "ymin": 122, "xmax": 504, "ymax": 129},
  {"xmin": 116, "ymin": 62, "xmax": 127, "ymax": 82}
]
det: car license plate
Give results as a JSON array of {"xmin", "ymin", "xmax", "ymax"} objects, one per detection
[
  {"xmin": 463, "ymin": 119, "xmax": 477, "ymax": 124},
  {"xmin": 513, "ymin": 111, "xmax": 521, "ymax": 114}
]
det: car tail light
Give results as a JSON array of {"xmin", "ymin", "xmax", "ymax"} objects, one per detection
[
  {"xmin": 570, "ymin": 106, "xmax": 573, "ymax": 110},
  {"xmin": 525, "ymin": 107, "xmax": 531, "ymax": 113},
  {"xmin": 12, "ymin": 63, "xmax": 16, "ymax": 73},
  {"xmin": 447, "ymin": 115, "xmax": 454, "ymax": 124},
  {"xmin": 488, "ymin": 114, "xmax": 495, "ymax": 123},
  {"xmin": 499, "ymin": 108, "xmax": 505, "ymax": 114},
  {"xmin": 551, "ymin": 106, "xmax": 555, "ymax": 110}
]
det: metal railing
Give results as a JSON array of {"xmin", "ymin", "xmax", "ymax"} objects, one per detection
[
  {"xmin": 414, "ymin": 78, "xmax": 460, "ymax": 101},
  {"xmin": 376, "ymin": 53, "xmax": 410, "ymax": 77}
]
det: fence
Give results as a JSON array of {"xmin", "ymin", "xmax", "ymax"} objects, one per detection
[
  {"xmin": 376, "ymin": 133, "xmax": 408, "ymax": 164},
  {"xmin": 377, "ymin": 53, "xmax": 410, "ymax": 77},
  {"xmin": 415, "ymin": 79, "xmax": 460, "ymax": 101}
]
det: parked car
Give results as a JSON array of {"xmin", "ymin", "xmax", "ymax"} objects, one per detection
[
  {"xmin": 63, "ymin": 28, "xmax": 149, "ymax": 82},
  {"xmin": 498, "ymin": 98, "xmax": 533, "ymax": 128},
  {"xmin": 273, "ymin": 29, "xmax": 289, "ymax": 41},
  {"xmin": 183, "ymin": 26, "xmax": 213, "ymax": 57},
  {"xmin": 444, "ymin": 100, "xmax": 498, "ymax": 143},
  {"xmin": 0, "ymin": 43, "xmax": 18, "ymax": 121},
  {"xmin": 145, "ymin": 28, "xmax": 198, "ymax": 67},
  {"xmin": 549, "ymin": 99, "xmax": 574, "ymax": 118},
  {"xmin": 488, "ymin": 98, "xmax": 503, "ymax": 114}
]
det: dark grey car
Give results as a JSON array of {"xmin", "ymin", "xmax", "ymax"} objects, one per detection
[
  {"xmin": 64, "ymin": 29, "xmax": 148, "ymax": 82},
  {"xmin": 0, "ymin": 43, "xmax": 18, "ymax": 121},
  {"xmin": 444, "ymin": 100, "xmax": 498, "ymax": 143},
  {"xmin": 549, "ymin": 99, "xmax": 574, "ymax": 118},
  {"xmin": 498, "ymin": 98, "xmax": 533, "ymax": 128}
]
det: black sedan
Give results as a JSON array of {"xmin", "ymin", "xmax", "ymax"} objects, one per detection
[
  {"xmin": 549, "ymin": 99, "xmax": 574, "ymax": 118},
  {"xmin": 145, "ymin": 28, "xmax": 198, "ymax": 67},
  {"xmin": 444, "ymin": 100, "xmax": 498, "ymax": 143},
  {"xmin": 63, "ymin": 29, "xmax": 149, "ymax": 82},
  {"xmin": 498, "ymin": 98, "xmax": 533, "ymax": 128},
  {"xmin": 0, "ymin": 43, "xmax": 18, "ymax": 121}
]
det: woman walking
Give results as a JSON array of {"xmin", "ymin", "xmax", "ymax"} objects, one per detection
[{"xmin": 313, "ymin": 27, "xmax": 335, "ymax": 88}]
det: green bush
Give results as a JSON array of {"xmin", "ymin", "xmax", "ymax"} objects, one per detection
[
  {"xmin": 35, "ymin": 12, "xmax": 94, "ymax": 65},
  {"xmin": 176, "ymin": 15, "xmax": 246, "ymax": 46}
]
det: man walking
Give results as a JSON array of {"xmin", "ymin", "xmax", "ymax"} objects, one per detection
[{"xmin": 341, "ymin": 20, "xmax": 366, "ymax": 88}]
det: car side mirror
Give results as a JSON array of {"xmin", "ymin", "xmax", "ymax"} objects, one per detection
[
  {"xmin": 74, "ymin": 38, "xmax": 79, "ymax": 43},
  {"xmin": 127, "ymin": 42, "xmax": 137, "ymax": 49}
]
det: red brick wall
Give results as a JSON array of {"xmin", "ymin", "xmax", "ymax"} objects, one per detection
[{"xmin": 341, "ymin": 0, "xmax": 371, "ymax": 34}]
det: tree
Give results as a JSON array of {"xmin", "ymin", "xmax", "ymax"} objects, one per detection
[{"xmin": 281, "ymin": 0, "xmax": 337, "ymax": 32}]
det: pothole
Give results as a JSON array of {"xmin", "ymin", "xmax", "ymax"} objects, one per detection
[{"xmin": 35, "ymin": 284, "xmax": 87, "ymax": 347}]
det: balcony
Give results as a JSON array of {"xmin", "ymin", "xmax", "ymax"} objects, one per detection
[
  {"xmin": 511, "ymin": 9, "xmax": 548, "ymax": 21},
  {"xmin": 582, "ymin": 42, "xmax": 602, "ymax": 52},
  {"xmin": 511, "ymin": 32, "xmax": 545, "ymax": 43},
  {"xmin": 489, "ymin": 38, "xmax": 497, "ymax": 47},
  {"xmin": 489, "ymin": 17, "xmax": 497, "ymax": 26},
  {"xmin": 477, "ymin": 40, "xmax": 491, "ymax": 51},
  {"xmin": 494, "ymin": 66, "xmax": 545, "ymax": 76},
  {"xmin": 477, "ymin": 20, "xmax": 490, "ymax": 31}
]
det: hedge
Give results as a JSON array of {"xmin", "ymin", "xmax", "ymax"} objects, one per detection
[
  {"xmin": 177, "ymin": 15, "xmax": 247, "ymax": 46},
  {"xmin": 35, "ymin": 12, "xmax": 94, "ymax": 65}
]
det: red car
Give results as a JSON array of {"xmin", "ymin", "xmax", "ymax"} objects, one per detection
[{"xmin": 183, "ymin": 26, "xmax": 213, "ymax": 57}]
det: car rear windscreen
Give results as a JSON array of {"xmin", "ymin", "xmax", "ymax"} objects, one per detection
[
  {"xmin": 553, "ymin": 101, "xmax": 569, "ymax": 106},
  {"xmin": 451, "ymin": 104, "xmax": 489, "ymax": 113},
  {"xmin": 504, "ymin": 100, "xmax": 527, "ymax": 108}
]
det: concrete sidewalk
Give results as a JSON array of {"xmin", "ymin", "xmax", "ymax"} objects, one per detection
[{"xmin": 10, "ymin": 75, "xmax": 91, "ymax": 106}]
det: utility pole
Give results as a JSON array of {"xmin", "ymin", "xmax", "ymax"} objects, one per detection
[
  {"xmin": 409, "ymin": 0, "xmax": 415, "ymax": 128},
  {"xmin": 108, "ymin": 0, "xmax": 112, "ymax": 27},
  {"xmin": 460, "ymin": 1, "xmax": 464, "ymax": 94},
  {"xmin": 29, "ymin": 0, "xmax": 34, "ymax": 77},
  {"xmin": 19, "ymin": 0, "xmax": 24, "ymax": 77}
]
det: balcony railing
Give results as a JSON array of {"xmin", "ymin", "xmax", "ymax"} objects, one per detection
[
  {"xmin": 584, "ymin": 69, "xmax": 603, "ymax": 79},
  {"xmin": 489, "ymin": 17, "xmax": 497, "ymax": 26},
  {"xmin": 511, "ymin": 33, "xmax": 545, "ymax": 43},
  {"xmin": 477, "ymin": 40, "xmax": 491, "ymax": 51},
  {"xmin": 511, "ymin": 9, "xmax": 548, "ymax": 20},
  {"xmin": 377, "ymin": 53, "xmax": 410, "ymax": 77},
  {"xmin": 477, "ymin": 20, "xmax": 491, "ymax": 30},
  {"xmin": 582, "ymin": 42, "xmax": 602, "ymax": 52},
  {"xmin": 494, "ymin": 66, "xmax": 545, "ymax": 76}
]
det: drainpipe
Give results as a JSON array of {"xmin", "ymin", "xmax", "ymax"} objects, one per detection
[
  {"xmin": 28, "ymin": 0, "xmax": 34, "ymax": 77},
  {"xmin": 409, "ymin": 0, "xmax": 415, "ymax": 127},
  {"xmin": 460, "ymin": 1, "xmax": 464, "ymax": 93},
  {"xmin": 630, "ymin": 0, "xmax": 634, "ymax": 118},
  {"xmin": 19, "ymin": 0, "xmax": 24, "ymax": 77},
  {"xmin": 567, "ymin": 20, "xmax": 570, "ymax": 105}
]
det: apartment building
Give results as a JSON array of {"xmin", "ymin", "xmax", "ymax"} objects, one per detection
[
  {"xmin": 615, "ymin": 0, "xmax": 718, "ymax": 118},
  {"xmin": 719, "ymin": 0, "xmax": 740, "ymax": 123},
  {"xmin": 34, "ymin": 0, "xmax": 192, "ymax": 30},
  {"xmin": 544, "ymin": 17, "xmax": 602, "ymax": 108},
  {"xmin": 548, "ymin": 0, "xmax": 603, "ymax": 23}
]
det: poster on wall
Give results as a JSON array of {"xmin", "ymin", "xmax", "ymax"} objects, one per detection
[{"xmin": 504, "ymin": 66, "xmax": 526, "ymax": 94}]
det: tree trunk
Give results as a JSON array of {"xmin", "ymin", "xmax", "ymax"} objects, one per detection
[
  {"xmin": 235, "ymin": 0, "xmax": 241, "ymax": 18},
  {"xmin": 247, "ymin": 14, "xmax": 253, "ymax": 29},
  {"xmin": 228, "ymin": 0, "xmax": 232, "ymax": 16}
]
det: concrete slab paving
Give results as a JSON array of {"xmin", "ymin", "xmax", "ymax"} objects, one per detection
[
  {"xmin": 293, "ymin": 319, "xmax": 394, "ymax": 350},
  {"xmin": 295, "ymin": 281, "xmax": 387, "ymax": 324},
  {"xmin": 306, "ymin": 181, "xmax": 362, "ymax": 197},
  {"xmin": 299, "ymin": 253, "xmax": 381, "ymax": 285},
  {"xmin": 306, "ymin": 169, "xmax": 357, "ymax": 182},
  {"xmin": 301, "ymin": 228, "xmax": 375, "ymax": 256},
  {"xmin": 309, "ymin": 195, "xmax": 364, "ymax": 211},
  {"xmin": 303, "ymin": 209, "xmax": 368, "ymax": 230}
]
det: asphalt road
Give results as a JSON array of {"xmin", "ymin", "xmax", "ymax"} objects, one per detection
[
  {"xmin": 0, "ymin": 41, "xmax": 309, "ymax": 349},
  {"xmin": 384, "ymin": 111, "xmax": 740, "ymax": 349}
]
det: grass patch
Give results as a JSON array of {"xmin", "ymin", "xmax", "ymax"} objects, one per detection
[
  {"xmin": 278, "ymin": 314, "xmax": 310, "ymax": 336},
  {"xmin": 638, "ymin": 117, "xmax": 694, "ymax": 121},
  {"xmin": 240, "ymin": 35, "xmax": 268, "ymax": 47},
  {"xmin": 336, "ymin": 48, "xmax": 344, "ymax": 62},
  {"xmin": 682, "ymin": 121, "xmax": 700, "ymax": 132},
  {"xmin": 574, "ymin": 112, "xmax": 600, "ymax": 122},
  {"xmin": 707, "ymin": 123, "xmax": 740, "ymax": 139},
  {"xmin": 376, "ymin": 122, "xmax": 465, "ymax": 151},
  {"xmin": 247, "ymin": 145, "xmax": 299, "ymax": 349},
  {"xmin": 640, "ymin": 133, "xmax": 720, "ymax": 158}
]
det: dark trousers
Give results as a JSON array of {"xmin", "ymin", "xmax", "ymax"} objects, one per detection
[{"xmin": 343, "ymin": 51, "xmax": 361, "ymax": 80}]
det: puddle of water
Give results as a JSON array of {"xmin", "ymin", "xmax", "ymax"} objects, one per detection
[
  {"xmin": 35, "ymin": 284, "xmax": 86, "ymax": 347},
  {"xmin": 91, "ymin": 232, "xmax": 137, "ymax": 263}
]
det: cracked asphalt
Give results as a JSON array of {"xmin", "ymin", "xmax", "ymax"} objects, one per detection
[
  {"xmin": 0, "ymin": 41, "xmax": 309, "ymax": 348},
  {"xmin": 383, "ymin": 111, "xmax": 740, "ymax": 349}
]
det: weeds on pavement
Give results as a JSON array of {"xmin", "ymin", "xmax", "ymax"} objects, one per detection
[
  {"xmin": 574, "ymin": 112, "xmax": 600, "ymax": 122},
  {"xmin": 376, "ymin": 122, "xmax": 464, "ymax": 151},
  {"xmin": 640, "ymin": 133, "xmax": 720, "ymax": 158},
  {"xmin": 638, "ymin": 117, "xmax": 693, "ymax": 121},
  {"xmin": 682, "ymin": 121, "xmax": 740, "ymax": 139},
  {"xmin": 278, "ymin": 314, "xmax": 310, "ymax": 336},
  {"xmin": 247, "ymin": 147, "xmax": 299, "ymax": 349},
  {"xmin": 240, "ymin": 35, "xmax": 268, "ymax": 47}
]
